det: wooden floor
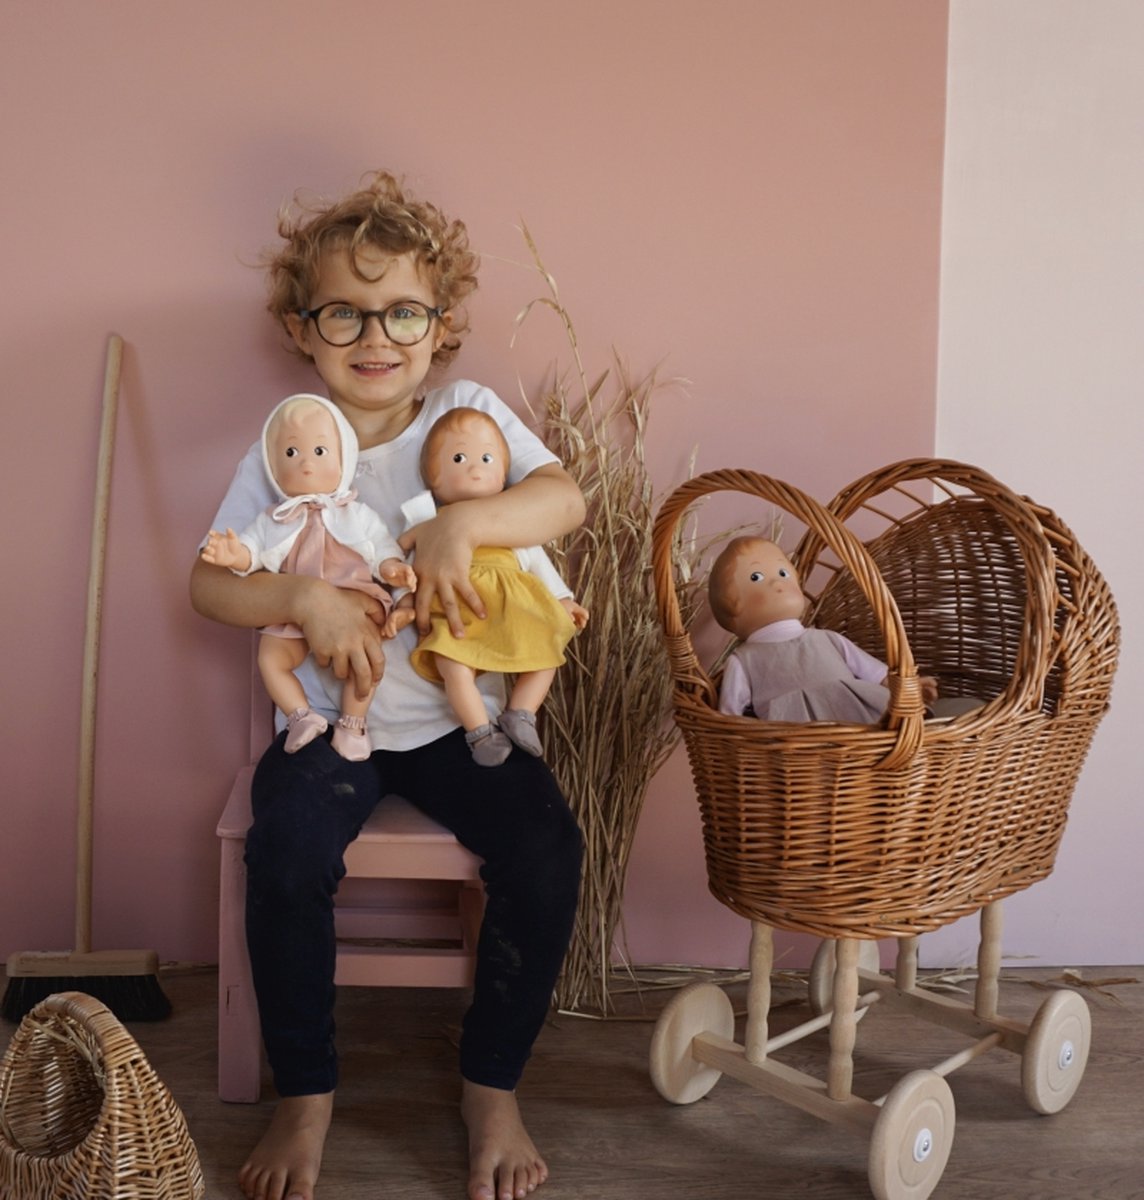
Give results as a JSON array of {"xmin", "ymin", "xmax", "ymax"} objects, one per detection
[{"xmin": 2, "ymin": 964, "xmax": 1141, "ymax": 1199}]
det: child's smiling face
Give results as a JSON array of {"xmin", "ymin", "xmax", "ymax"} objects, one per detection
[{"xmin": 287, "ymin": 245, "xmax": 447, "ymax": 444}]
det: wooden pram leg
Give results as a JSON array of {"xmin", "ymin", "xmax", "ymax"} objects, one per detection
[
  {"xmin": 828, "ymin": 938, "xmax": 861, "ymax": 1100},
  {"xmin": 976, "ymin": 902, "xmax": 1003, "ymax": 1019},
  {"xmin": 896, "ymin": 937, "xmax": 919, "ymax": 991},
  {"xmin": 745, "ymin": 920, "xmax": 773, "ymax": 1064}
]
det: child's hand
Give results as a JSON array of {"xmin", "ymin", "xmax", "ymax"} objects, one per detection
[
  {"xmin": 296, "ymin": 578, "xmax": 388, "ymax": 701},
  {"xmin": 399, "ymin": 507, "xmax": 486, "ymax": 638},
  {"xmin": 200, "ymin": 528, "xmax": 251, "ymax": 573},
  {"xmin": 562, "ymin": 598, "xmax": 590, "ymax": 630},
  {"xmin": 379, "ymin": 558, "xmax": 417, "ymax": 591}
]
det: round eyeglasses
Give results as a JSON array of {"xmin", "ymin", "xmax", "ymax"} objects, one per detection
[{"xmin": 298, "ymin": 300, "xmax": 444, "ymax": 347}]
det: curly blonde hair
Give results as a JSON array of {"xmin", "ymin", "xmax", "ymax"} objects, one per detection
[{"xmin": 265, "ymin": 170, "xmax": 479, "ymax": 370}]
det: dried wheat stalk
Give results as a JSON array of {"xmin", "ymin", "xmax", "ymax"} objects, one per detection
[{"xmin": 515, "ymin": 226, "xmax": 707, "ymax": 1014}]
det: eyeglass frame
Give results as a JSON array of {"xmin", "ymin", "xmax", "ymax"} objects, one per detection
[{"xmin": 297, "ymin": 299, "xmax": 446, "ymax": 347}]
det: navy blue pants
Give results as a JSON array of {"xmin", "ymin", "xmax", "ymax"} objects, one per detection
[{"xmin": 245, "ymin": 727, "xmax": 583, "ymax": 1096}]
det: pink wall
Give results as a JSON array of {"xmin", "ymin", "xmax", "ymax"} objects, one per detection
[{"xmin": 0, "ymin": 2, "xmax": 947, "ymax": 967}]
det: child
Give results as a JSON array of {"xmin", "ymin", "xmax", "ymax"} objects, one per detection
[
  {"xmin": 401, "ymin": 407, "xmax": 589, "ymax": 765},
  {"xmin": 190, "ymin": 170, "xmax": 586, "ymax": 1200},
  {"xmin": 709, "ymin": 536, "xmax": 939, "ymax": 720},
  {"xmin": 201, "ymin": 393, "xmax": 416, "ymax": 760}
]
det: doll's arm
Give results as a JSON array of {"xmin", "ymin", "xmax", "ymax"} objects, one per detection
[
  {"xmin": 382, "ymin": 591, "xmax": 418, "ymax": 638},
  {"xmin": 718, "ymin": 653, "xmax": 751, "ymax": 716},
  {"xmin": 378, "ymin": 557, "xmax": 417, "ymax": 590},
  {"xmin": 399, "ymin": 462, "xmax": 585, "ymax": 637},
  {"xmin": 560, "ymin": 596, "xmax": 590, "ymax": 630},
  {"xmin": 200, "ymin": 528, "xmax": 253, "ymax": 574}
]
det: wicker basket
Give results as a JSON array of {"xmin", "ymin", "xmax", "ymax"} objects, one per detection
[
  {"xmin": 0, "ymin": 991, "xmax": 204, "ymax": 1200},
  {"xmin": 652, "ymin": 459, "xmax": 1119, "ymax": 940}
]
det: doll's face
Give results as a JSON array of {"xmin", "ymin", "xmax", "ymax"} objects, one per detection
[
  {"xmin": 726, "ymin": 539, "xmax": 805, "ymax": 637},
  {"xmin": 429, "ymin": 416, "xmax": 507, "ymax": 504},
  {"xmin": 268, "ymin": 405, "xmax": 343, "ymax": 497}
]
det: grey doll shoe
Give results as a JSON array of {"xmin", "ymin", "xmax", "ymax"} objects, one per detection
[
  {"xmin": 498, "ymin": 708, "xmax": 543, "ymax": 756},
  {"xmin": 465, "ymin": 723, "xmax": 512, "ymax": 767}
]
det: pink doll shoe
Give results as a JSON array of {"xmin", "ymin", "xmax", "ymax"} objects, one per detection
[
  {"xmin": 497, "ymin": 708, "xmax": 543, "ymax": 756},
  {"xmin": 332, "ymin": 714, "xmax": 371, "ymax": 761},
  {"xmin": 284, "ymin": 707, "xmax": 329, "ymax": 753},
  {"xmin": 465, "ymin": 723, "xmax": 512, "ymax": 767}
]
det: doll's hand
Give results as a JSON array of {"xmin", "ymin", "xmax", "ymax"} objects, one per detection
[
  {"xmin": 920, "ymin": 675, "xmax": 939, "ymax": 706},
  {"xmin": 200, "ymin": 528, "xmax": 251, "ymax": 573},
  {"xmin": 399, "ymin": 507, "xmax": 485, "ymax": 638},
  {"xmin": 378, "ymin": 558, "xmax": 418, "ymax": 591},
  {"xmin": 382, "ymin": 594, "xmax": 418, "ymax": 639},
  {"xmin": 562, "ymin": 598, "xmax": 590, "ymax": 630},
  {"xmin": 295, "ymin": 578, "xmax": 388, "ymax": 701}
]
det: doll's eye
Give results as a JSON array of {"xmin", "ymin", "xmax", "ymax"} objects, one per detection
[
  {"xmin": 314, "ymin": 445, "xmax": 328, "ymax": 456},
  {"xmin": 452, "ymin": 452, "xmax": 467, "ymax": 464},
  {"xmin": 285, "ymin": 447, "xmax": 298, "ymax": 458},
  {"xmin": 778, "ymin": 567, "xmax": 791, "ymax": 578},
  {"xmin": 749, "ymin": 571, "xmax": 764, "ymax": 583},
  {"xmin": 481, "ymin": 453, "xmax": 494, "ymax": 464}
]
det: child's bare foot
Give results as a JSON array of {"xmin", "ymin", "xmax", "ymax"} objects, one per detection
[
  {"xmin": 238, "ymin": 1092, "xmax": 333, "ymax": 1200},
  {"xmin": 461, "ymin": 1080, "xmax": 548, "ymax": 1200}
]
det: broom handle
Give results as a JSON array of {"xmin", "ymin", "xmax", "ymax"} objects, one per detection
[{"xmin": 75, "ymin": 334, "xmax": 124, "ymax": 954}]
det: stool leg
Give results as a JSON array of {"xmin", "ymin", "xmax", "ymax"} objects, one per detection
[{"xmin": 219, "ymin": 835, "xmax": 262, "ymax": 1103}]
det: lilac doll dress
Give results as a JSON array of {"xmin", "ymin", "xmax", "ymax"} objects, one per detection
[{"xmin": 719, "ymin": 622, "xmax": 889, "ymax": 723}]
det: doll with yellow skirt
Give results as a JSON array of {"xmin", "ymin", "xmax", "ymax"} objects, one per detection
[{"xmin": 400, "ymin": 406, "xmax": 589, "ymax": 766}]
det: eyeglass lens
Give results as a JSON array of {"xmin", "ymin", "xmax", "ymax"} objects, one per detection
[{"xmin": 315, "ymin": 302, "xmax": 435, "ymax": 346}]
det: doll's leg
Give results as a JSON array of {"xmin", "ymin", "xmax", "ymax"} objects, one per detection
[
  {"xmin": 499, "ymin": 668, "xmax": 557, "ymax": 756},
  {"xmin": 331, "ymin": 680, "xmax": 377, "ymax": 762},
  {"xmin": 258, "ymin": 635, "xmax": 329, "ymax": 753},
  {"xmin": 436, "ymin": 655, "xmax": 511, "ymax": 767}
]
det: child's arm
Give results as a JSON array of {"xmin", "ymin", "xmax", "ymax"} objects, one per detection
[
  {"xmin": 189, "ymin": 556, "xmax": 388, "ymax": 700},
  {"xmin": 399, "ymin": 463, "xmax": 585, "ymax": 636}
]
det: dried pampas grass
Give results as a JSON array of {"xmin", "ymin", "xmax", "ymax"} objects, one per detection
[{"xmin": 514, "ymin": 226, "xmax": 708, "ymax": 1014}]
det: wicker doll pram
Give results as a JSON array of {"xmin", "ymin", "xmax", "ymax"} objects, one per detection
[
  {"xmin": 0, "ymin": 991, "xmax": 204, "ymax": 1200},
  {"xmin": 648, "ymin": 459, "xmax": 1118, "ymax": 1200}
]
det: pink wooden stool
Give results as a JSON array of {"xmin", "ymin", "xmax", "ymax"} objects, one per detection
[{"xmin": 216, "ymin": 764, "xmax": 484, "ymax": 1102}]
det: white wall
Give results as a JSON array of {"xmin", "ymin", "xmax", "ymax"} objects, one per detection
[{"xmin": 930, "ymin": 1, "xmax": 1144, "ymax": 966}]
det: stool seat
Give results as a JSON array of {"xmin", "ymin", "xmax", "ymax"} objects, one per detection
[{"xmin": 216, "ymin": 763, "xmax": 484, "ymax": 1102}]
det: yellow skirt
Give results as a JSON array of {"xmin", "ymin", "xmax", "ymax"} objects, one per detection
[{"xmin": 410, "ymin": 546, "xmax": 575, "ymax": 683}]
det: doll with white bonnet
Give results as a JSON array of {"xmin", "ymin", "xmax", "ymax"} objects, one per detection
[
  {"xmin": 710, "ymin": 536, "xmax": 938, "ymax": 722},
  {"xmin": 201, "ymin": 393, "xmax": 416, "ymax": 760}
]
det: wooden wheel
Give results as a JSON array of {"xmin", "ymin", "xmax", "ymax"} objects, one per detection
[
  {"xmin": 868, "ymin": 1070, "xmax": 955, "ymax": 1200},
  {"xmin": 1022, "ymin": 989, "xmax": 1091, "ymax": 1114},
  {"xmin": 807, "ymin": 939, "xmax": 881, "ymax": 1017},
  {"xmin": 649, "ymin": 982, "xmax": 734, "ymax": 1104}
]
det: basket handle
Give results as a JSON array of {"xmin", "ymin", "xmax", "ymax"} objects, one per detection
[
  {"xmin": 652, "ymin": 468, "xmax": 925, "ymax": 770},
  {"xmin": 814, "ymin": 458, "xmax": 1061, "ymax": 716}
]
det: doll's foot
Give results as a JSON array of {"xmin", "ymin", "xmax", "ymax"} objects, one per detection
[
  {"xmin": 498, "ymin": 708, "xmax": 543, "ymax": 757},
  {"xmin": 284, "ymin": 707, "xmax": 328, "ymax": 753},
  {"xmin": 332, "ymin": 715, "xmax": 371, "ymax": 761},
  {"xmin": 465, "ymin": 723, "xmax": 512, "ymax": 767}
]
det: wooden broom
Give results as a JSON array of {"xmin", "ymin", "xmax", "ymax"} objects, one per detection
[{"xmin": 2, "ymin": 334, "xmax": 170, "ymax": 1022}]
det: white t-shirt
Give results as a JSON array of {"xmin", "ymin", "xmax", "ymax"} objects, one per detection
[{"xmin": 208, "ymin": 379, "xmax": 560, "ymax": 750}]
